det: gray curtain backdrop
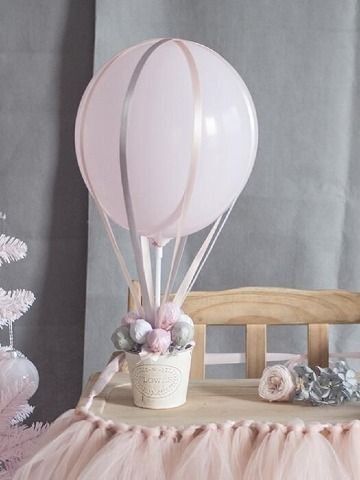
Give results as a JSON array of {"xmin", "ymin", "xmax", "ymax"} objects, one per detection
[
  {"xmin": 84, "ymin": 0, "xmax": 360, "ymax": 381},
  {"xmin": 0, "ymin": 1, "xmax": 94, "ymax": 421}
]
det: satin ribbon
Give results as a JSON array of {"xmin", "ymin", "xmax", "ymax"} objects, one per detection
[
  {"xmin": 140, "ymin": 236, "xmax": 154, "ymax": 310},
  {"xmin": 119, "ymin": 38, "xmax": 172, "ymax": 320},
  {"xmin": 175, "ymin": 198, "xmax": 237, "ymax": 307},
  {"xmin": 81, "ymin": 352, "xmax": 126, "ymax": 412},
  {"xmin": 161, "ymin": 40, "xmax": 202, "ymax": 308}
]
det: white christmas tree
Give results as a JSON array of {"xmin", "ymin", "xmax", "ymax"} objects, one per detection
[
  {"xmin": 0, "ymin": 234, "xmax": 27, "ymax": 266},
  {"xmin": 0, "ymin": 215, "xmax": 47, "ymax": 479},
  {"xmin": 0, "ymin": 382, "xmax": 46, "ymax": 478},
  {"xmin": 0, "ymin": 233, "xmax": 35, "ymax": 344}
]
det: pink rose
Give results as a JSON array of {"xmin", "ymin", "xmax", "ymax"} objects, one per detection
[{"xmin": 258, "ymin": 365, "xmax": 295, "ymax": 402}]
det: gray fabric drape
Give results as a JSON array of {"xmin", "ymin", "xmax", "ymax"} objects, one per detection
[
  {"xmin": 0, "ymin": 1, "xmax": 94, "ymax": 421},
  {"xmin": 84, "ymin": 0, "xmax": 360, "ymax": 381}
]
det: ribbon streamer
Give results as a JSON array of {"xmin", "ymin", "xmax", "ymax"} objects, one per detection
[
  {"xmin": 174, "ymin": 198, "xmax": 237, "ymax": 307},
  {"xmin": 119, "ymin": 38, "xmax": 171, "ymax": 321},
  {"xmin": 80, "ymin": 352, "xmax": 126, "ymax": 412},
  {"xmin": 186, "ymin": 198, "xmax": 237, "ymax": 298},
  {"xmin": 140, "ymin": 236, "xmax": 154, "ymax": 310},
  {"xmin": 174, "ymin": 216, "xmax": 222, "ymax": 306},
  {"xmin": 162, "ymin": 40, "xmax": 202, "ymax": 306}
]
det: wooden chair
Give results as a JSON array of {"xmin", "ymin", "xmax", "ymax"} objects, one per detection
[
  {"xmin": 79, "ymin": 282, "xmax": 360, "ymax": 428},
  {"xmin": 129, "ymin": 280, "xmax": 360, "ymax": 379}
]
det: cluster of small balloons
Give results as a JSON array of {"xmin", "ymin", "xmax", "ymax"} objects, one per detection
[{"xmin": 111, "ymin": 302, "xmax": 194, "ymax": 355}]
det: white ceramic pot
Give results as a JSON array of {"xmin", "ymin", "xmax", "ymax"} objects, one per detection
[{"xmin": 126, "ymin": 347, "xmax": 193, "ymax": 409}]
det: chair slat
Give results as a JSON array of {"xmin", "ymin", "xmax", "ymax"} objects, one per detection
[
  {"xmin": 308, "ymin": 323, "xmax": 329, "ymax": 368},
  {"xmin": 246, "ymin": 324, "xmax": 267, "ymax": 378},
  {"xmin": 190, "ymin": 325, "xmax": 206, "ymax": 380},
  {"xmin": 182, "ymin": 288, "xmax": 360, "ymax": 325}
]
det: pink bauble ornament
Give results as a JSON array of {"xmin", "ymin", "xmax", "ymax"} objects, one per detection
[
  {"xmin": 157, "ymin": 302, "xmax": 181, "ymax": 330},
  {"xmin": 130, "ymin": 319, "xmax": 152, "ymax": 344},
  {"xmin": 0, "ymin": 350, "xmax": 39, "ymax": 398},
  {"xmin": 146, "ymin": 329, "xmax": 171, "ymax": 354},
  {"xmin": 121, "ymin": 311, "xmax": 140, "ymax": 326}
]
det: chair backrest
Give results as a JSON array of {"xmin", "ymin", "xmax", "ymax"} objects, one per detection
[{"xmin": 128, "ymin": 281, "xmax": 360, "ymax": 379}]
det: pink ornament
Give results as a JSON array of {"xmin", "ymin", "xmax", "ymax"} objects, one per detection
[
  {"xmin": 157, "ymin": 302, "xmax": 181, "ymax": 330},
  {"xmin": 121, "ymin": 311, "xmax": 140, "ymax": 326},
  {"xmin": 146, "ymin": 329, "xmax": 171, "ymax": 354},
  {"xmin": 0, "ymin": 350, "xmax": 39, "ymax": 399}
]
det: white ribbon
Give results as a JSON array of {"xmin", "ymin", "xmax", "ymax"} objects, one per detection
[
  {"xmin": 141, "ymin": 236, "xmax": 154, "ymax": 310},
  {"xmin": 173, "ymin": 198, "xmax": 236, "ymax": 307},
  {"xmin": 119, "ymin": 38, "xmax": 171, "ymax": 320},
  {"xmin": 162, "ymin": 40, "xmax": 203, "ymax": 306},
  {"xmin": 186, "ymin": 198, "xmax": 237, "ymax": 299}
]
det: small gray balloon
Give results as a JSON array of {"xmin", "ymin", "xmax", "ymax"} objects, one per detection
[
  {"xmin": 111, "ymin": 326, "xmax": 134, "ymax": 351},
  {"xmin": 171, "ymin": 321, "xmax": 194, "ymax": 347}
]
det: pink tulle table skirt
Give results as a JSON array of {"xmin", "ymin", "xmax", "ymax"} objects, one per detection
[{"xmin": 14, "ymin": 407, "xmax": 360, "ymax": 480}]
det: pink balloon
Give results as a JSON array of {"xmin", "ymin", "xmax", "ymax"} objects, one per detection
[
  {"xmin": 146, "ymin": 328, "xmax": 171, "ymax": 354},
  {"xmin": 157, "ymin": 302, "xmax": 181, "ymax": 330},
  {"xmin": 75, "ymin": 38, "xmax": 258, "ymax": 244}
]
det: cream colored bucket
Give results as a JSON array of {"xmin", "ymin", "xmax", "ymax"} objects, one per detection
[{"xmin": 126, "ymin": 347, "xmax": 193, "ymax": 409}]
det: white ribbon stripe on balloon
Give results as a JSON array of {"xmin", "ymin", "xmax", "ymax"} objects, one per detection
[
  {"xmin": 162, "ymin": 39, "xmax": 202, "ymax": 308},
  {"xmin": 119, "ymin": 38, "xmax": 172, "ymax": 320}
]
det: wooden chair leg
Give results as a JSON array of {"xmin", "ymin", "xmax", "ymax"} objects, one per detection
[{"xmin": 191, "ymin": 325, "xmax": 206, "ymax": 380}]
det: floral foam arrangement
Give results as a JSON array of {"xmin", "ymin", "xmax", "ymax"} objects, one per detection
[
  {"xmin": 259, "ymin": 360, "xmax": 360, "ymax": 406},
  {"xmin": 111, "ymin": 302, "xmax": 194, "ymax": 357}
]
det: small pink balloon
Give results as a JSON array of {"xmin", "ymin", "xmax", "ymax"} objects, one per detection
[
  {"xmin": 146, "ymin": 329, "xmax": 171, "ymax": 354},
  {"xmin": 157, "ymin": 302, "xmax": 181, "ymax": 330},
  {"xmin": 121, "ymin": 311, "xmax": 140, "ymax": 326}
]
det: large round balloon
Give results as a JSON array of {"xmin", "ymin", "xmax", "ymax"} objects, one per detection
[{"xmin": 75, "ymin": 38, "xmax": 258, "ymax": 244}]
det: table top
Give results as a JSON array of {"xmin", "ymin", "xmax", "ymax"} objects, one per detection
[{"xmin": 78, "ymin": 373, "xmax": 360, "ymax": 427}]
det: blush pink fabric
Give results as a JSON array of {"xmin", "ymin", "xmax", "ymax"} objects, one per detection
[
  {"xmin": 12, "ymin": 354, "xmax": 360, "ymax": 479},
  {"xmin": 13, "ymin": 409, "xmax": 360, "ymax": 480}
]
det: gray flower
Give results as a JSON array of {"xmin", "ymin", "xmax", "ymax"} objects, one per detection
[
  {"xmin": 293, "ymin": 361, "xmax": 360, "ymax": 406},
  {"xmin": 293, "ymin": 365, "xmax": 316, "ymax": 402}
]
